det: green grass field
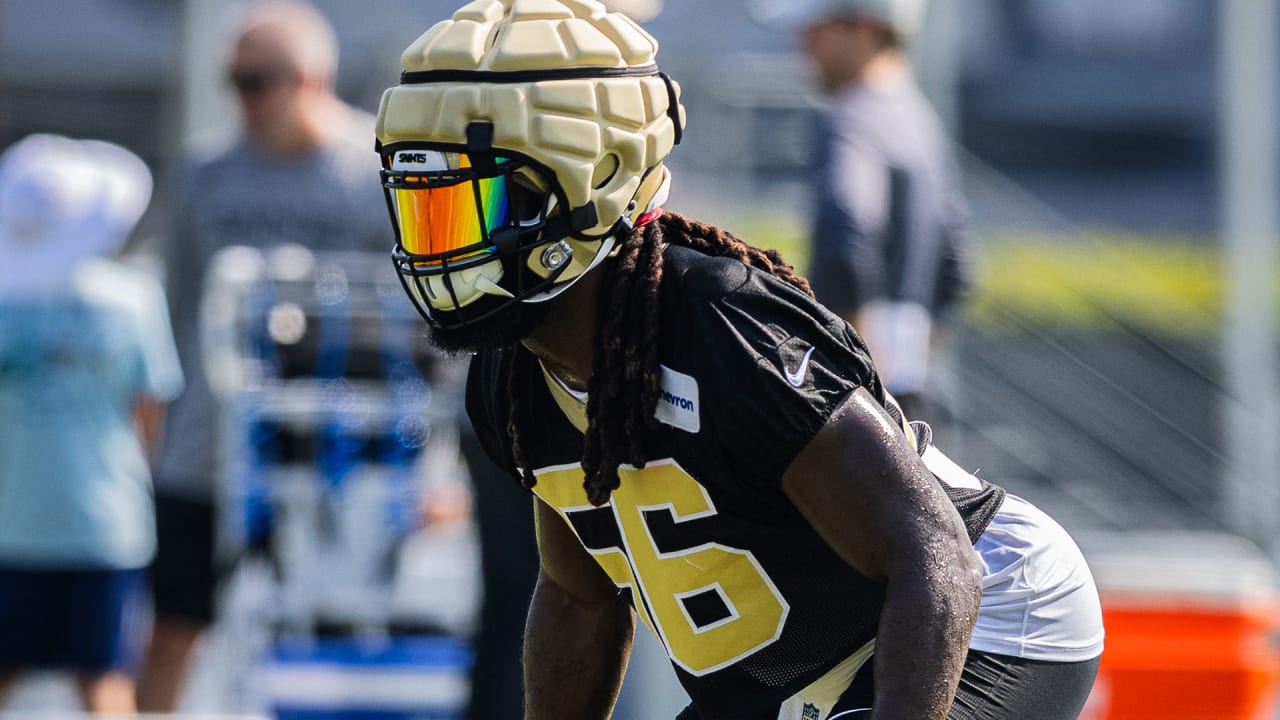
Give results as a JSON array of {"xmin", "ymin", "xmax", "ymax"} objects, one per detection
[
  {"xmin": 964, "ymin": 232, "xmax": 1232, "ymax": 338},
  {"xmin": 733, "ymin": 211, "xmax": 1277, "ymax": 340}
]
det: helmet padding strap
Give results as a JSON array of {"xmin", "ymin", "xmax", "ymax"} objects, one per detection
[
  {"xmin": 659, "ymin": 72, "xmax": 683, "ymax": 145},
  {"xmin": 466, "ymin": 123, "xmax": 499, "ymax": 174}
]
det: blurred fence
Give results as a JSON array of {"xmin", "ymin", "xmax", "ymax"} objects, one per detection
[
  {"xmin": 677, "ymin": 47, "xmax": 1255, "ymax": 540},
  {"xmin": 945, "ymin": 154, "xmax": 1232, "ymax": 535}
]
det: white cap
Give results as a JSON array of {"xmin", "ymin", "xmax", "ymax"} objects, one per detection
[
  {"xmin": 0, "ymin": 134, "xmax": 152, "ymax": 297},
  {"xmin": 749, "ymin": 0, "xmax": 926, "ymax": 38},
  {"xmin": 598, "ymin": 0, "xmax": 664, "ymax": 22}
]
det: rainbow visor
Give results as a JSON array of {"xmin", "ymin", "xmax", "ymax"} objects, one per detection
[{"xmin": 383, "ymin": 149, "xmax": 547, "ymax": 265}]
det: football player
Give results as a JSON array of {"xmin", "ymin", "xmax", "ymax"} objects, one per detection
[{"xmin": 375, "ymin": 2, "xmax": 1104, "ymax": 718}]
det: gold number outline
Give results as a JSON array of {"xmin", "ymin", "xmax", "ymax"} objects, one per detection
[{"xmin": 534, "ymin": 458, "xmax": 790, "ymax": 675}]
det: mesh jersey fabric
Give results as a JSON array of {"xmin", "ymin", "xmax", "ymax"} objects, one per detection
[{"xmin": 466, "ymin": 243, "xmax": 1006, "ymax": 719}]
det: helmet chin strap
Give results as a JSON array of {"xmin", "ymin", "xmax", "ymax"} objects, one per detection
[
  {"xmin": 522, "ymin": 236, "xmax": 616, "ymax": 304},
  {"xmin": 522, "ymin": 170, "xmax": 672, "ymax": 305},
  {"xmin": 633, "ymin": 174, "xmax": 671, "ymax": 230},
  {"xmin": 645, "ymin": 169, "xmax": 672, "ymax": 216}
]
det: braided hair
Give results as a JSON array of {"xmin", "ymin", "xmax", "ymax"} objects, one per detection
[{"xmin": 507, "ymin": 211, "xmax": 813, "ymax": 505}]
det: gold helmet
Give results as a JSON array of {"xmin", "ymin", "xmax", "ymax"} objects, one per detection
[{"xmin": 376, "ymin": 0, "xmax": 685, "ymax": 329}]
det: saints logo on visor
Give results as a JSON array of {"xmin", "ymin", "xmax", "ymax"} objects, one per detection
[{"xmin": 382, "ymin": 148, "xmax": 551, "ymax": 268}]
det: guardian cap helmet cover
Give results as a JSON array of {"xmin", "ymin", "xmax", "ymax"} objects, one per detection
[{"xmin": 376, "ymin": 0, "xmax": 685, "ymax": 329}]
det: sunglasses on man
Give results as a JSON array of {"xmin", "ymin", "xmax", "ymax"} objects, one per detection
[{"xmin": 228, "ymin": 67, "xmax": 292, "ymax": 95}]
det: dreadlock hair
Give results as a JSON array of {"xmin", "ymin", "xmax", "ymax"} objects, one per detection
[{"xmin": 507, "ymin": 210, "xmax": 813, "ymax": 505}]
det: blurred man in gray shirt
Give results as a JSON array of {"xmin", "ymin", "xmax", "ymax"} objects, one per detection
[
  {"xmin": 137, "ymin": 1, "xmax": 388, "ymax": 710},
  {"xmin": 767, "ymin": 0, "xmax": 972, "ymax": 422}
]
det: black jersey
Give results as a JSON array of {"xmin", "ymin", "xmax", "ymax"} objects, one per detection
[{"xmin": 466, "ymin": 244, "xmax": 1004, "ymax": 720}]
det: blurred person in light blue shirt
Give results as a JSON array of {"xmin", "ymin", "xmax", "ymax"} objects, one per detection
[{"xmin": 0, "ymin": 133, "xmax": 183, "ymax": 713}]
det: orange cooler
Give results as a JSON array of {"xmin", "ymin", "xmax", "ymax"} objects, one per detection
[{"xmin": 1080, "ymin": 532, "xmax": 1280, "ymax": 720}]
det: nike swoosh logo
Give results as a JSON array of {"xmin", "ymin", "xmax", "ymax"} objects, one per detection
[{"xmin": 784, "ymin": 346, "xmax": 815, "ymax": 388}]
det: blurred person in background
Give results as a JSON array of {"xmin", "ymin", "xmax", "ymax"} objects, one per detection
[
  {"xmin": 374, "ymin": 1, "xmax": 1102, "ymax": 717},
  {"xmin": 761, "ymin": 0, "xmax": 973, "ymax": 423},
  {"xmin": 457, "ymin": 431, "xmax": 540, "ymax": 720},
  {"xmin": 137, "ymin": 0, "xmax": 389, "ymax": 711},
  {"xmin": 0, "ymin": 134, "xmax": 183, "ymax": 713}
]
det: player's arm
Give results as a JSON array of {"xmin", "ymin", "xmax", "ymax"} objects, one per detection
[
  {"xmin": 524, "ymin": 496, "xmax": 635, "ymax": 720},
  {"xmin": 781, "ymin": 387, "xmax": 982, "ymax": 720}
]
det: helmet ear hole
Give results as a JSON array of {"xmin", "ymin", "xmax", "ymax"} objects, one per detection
[{"xmin": 592, "ymin": 154, "xmax": 620, "ymax": 190}]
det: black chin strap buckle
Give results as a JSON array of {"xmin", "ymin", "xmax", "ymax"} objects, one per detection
[
  {"xmin": 491, "ymin": 227, "xmax": 521, "ymax": 257},
  {"xmin": 570, "ymin": 204, "xmax": 599, "ymax": 233}
]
